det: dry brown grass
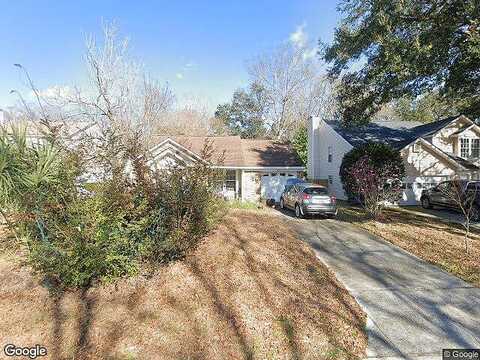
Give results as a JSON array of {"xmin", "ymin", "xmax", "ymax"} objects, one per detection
[
  {"xmin": 0, "ymin": 210, "xmax": 366, "ymax": 360},
  {"xmin": 338, "ymin": 205, "xmax": 480, "ymax": 287}
]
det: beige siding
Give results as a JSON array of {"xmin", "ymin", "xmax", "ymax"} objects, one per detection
[
  {"xmin": 431, "ymin": 117, "xmax": 471, "ymax": 154},
  {"xmin": 400, "ymin": 142, "xmax": 459, "ymax": 204},
  {"xmin": 241, "ymin": 171, "xmax": 261, "ymax": 202}
]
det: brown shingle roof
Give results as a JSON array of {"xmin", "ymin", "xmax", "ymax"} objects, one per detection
[
  {"xmin": 240, "ymin": 139, "xmax": 303, "ymax": 167},
  {"xmin": 152, "ymin": 135, "xmax": 303, "ymax": 168}
]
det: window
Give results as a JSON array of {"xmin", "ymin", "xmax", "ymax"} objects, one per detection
[
  {"xmin": 328, "ymin": 175, "xmax": 333, "ymax": 185},
  {"xmin": 328, "ymin": 146, "xmax": 333, "ymax": 163},
  {"xmin": 304, "ymin": 187, "xmax": 328, "ymax": 195},
  {"xmin": 224, "ymin": 170, "xmax": 236, "ymax": 191},
  {"xmin": 467, "ymin": 182, "xmax": 480, "ymax": 191},
  {"xmin": 412, "ymin": 142, "xmax": 420, "ymax": 153},
  {"xmin": 461, "ymin": 138, "xmax": 471, "ymax": 158},
  {"xmin": 472, "ymin": 139, "xmax": 480, "ymax": 158}
]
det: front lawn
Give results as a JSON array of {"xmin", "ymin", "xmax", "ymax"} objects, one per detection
[
  {"xmin": 338, "ymin": 204, "xmax": 480, "ymax": 287},
  {"xmin": 0, "ymin": 209, "xmax": 366, "ymax": 360}
]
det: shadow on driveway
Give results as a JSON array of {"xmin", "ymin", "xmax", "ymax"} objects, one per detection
[{"xmin": 270, "ymin": 208, "xmax": 480, "ymax": 359}]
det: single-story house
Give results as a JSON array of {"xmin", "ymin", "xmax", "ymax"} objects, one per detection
[
  {"xmin": 10, "ymin": 118, "xmax": 304, "ymax": 202},
  {"xmin": 147, "ymin": 136, "xmax": 305, "ymax": 202},
  {"xmin": 308, "ymin": 115, "xmax": 480, "ymax": 205}
]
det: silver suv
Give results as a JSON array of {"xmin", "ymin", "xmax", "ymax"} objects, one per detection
[{"xmin": 280, "ymin": 183, "xmax": 337, "ymax": 218}]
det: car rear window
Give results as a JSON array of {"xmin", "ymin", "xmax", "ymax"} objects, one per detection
[
  {"xmin": 467, "ymin": 182, "xmax": 480, "ymax": 191},
  {"xmin": 303, "ymin": 187, "xmax": 328, "ymax": 195}
]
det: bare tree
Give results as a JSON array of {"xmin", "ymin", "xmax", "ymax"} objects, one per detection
[
  {"xmin": 54, "ymin": 22, "xmax": 176, "ymax": 148},
  {"xmin": 154, "ymin": 94, "xmax": 214, "ymax": 136},
  {"xmin": 247, "ymin": 44, "xmax": 337, "ymax": 140},
  {"xmin": 439, "ymin": 178, "xmax": 479, "ymax": 254}
]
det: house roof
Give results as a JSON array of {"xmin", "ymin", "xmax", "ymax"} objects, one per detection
[
  {"xmin": 327, "ymin": 115, "xmax": 479, "ymax": 171},
  {"xmin": 4, "ymin": 119, "xmax": 99, "ymax": 140},
  {"xmin": 151, "ymin": 135, "xmax": 303, "ymax": 168},
  {"xmin": 326, "ymin": 116, "xmax": 468, "ymax": 148},
  {"xmin": 240, "ymin": 139, "xmax": 303, "ymax": 167},
  {"xmin": 325, "ymin": 119, "xmax": 424, "ymax": 148}
]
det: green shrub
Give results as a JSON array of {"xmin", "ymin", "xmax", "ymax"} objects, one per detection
[
  {"xmin": 143, "ymin": 160, "xmax": 225, "ymax": 263},
  {"xmin": 1, "ymin": 125, "xmax": 224, "ymax": 289},
  {"xmin": 340, "ymin": 142, "xmax": 405, "ymax": 218}
]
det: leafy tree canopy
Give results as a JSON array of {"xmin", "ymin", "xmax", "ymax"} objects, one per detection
[
  {"xmin": 394, "ymin": 90, "xmax": 460, "ymax": 123},
  {"xmin": 292, "ymin": 125, "xmax": 308, "ymax": 166},
  {"xmin": 323, "ymin": 0, "xmax": 480, "ymax": 125},
  {"xmin": 214, "ymin": 83, "xmax": 267, "ymax": 139}
]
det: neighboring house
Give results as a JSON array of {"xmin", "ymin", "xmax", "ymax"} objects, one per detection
[
  {"xmin": 4, "ymin": 119, "xmax": 101, "ymax": 147},
  {"xmin": 147, "ymin": 136, "xmax": 305, "ymax": 202},
  {"xmin": 8, "ymin": 119, "xmax": 305, "ymax": 202},
  {"xmin": 308, "ymin": 115, "xmax": 480, "ymax": 205}
]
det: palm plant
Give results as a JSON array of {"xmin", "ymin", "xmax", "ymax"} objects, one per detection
[
  {"xmin": 0, "ymin": 126, "xmax": 29, "ymax": 239},
  {"xmin": 0, "ymin": 125, "xmax": 63, "ymax": 241}
]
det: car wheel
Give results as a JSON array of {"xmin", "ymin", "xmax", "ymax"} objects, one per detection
[
  {"xmin": 295, "ymin": 204, "xmax": 303, "ymax": 218},
  {"xmin": 421, "ymin": 197, "xmax": 432, "ymax": 209},
  {"xmin": 280, "ymin": 197, "xmax": 284, "ymax": 209}
]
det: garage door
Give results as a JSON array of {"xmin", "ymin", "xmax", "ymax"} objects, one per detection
[
  {"xmin": 261, "ymin": 173, "xmax": 297, "ymax": 202},
  {"xmin": 399, "ymin": 177, "xmax": 444, "ymax": 205}
]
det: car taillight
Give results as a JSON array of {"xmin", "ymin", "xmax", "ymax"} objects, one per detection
[
  {"xmin": 330, "ymin": 196, "xmax": 336, "ymax": 204},
  {"xmin": 302, "ymin": 193, "xmax": 311, "ymax": 200}
]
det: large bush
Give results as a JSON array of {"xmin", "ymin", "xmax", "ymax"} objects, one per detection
[
  {"xmin": 0, "ymin": 126, "xmax": 223, "ymax": 289},
  {"xmin": 340, "ymin": 142, "xmax": 405, "ymax": 218}
]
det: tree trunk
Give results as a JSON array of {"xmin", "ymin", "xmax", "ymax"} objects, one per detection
[{"xmin": 464, "ymin": 223, "xmax": 470, "ymax": 255}]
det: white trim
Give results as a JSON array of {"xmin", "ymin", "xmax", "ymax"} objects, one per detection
[
  {"xmin": 417, "ymin": 138, "xmax": 467, "ymax": 170},
  {"xmin": 147, "ymin": 138, "xmax": 209, "ymax": 164},
  {"xmin": 451, "ymin": 123, "xmax": 479, "ymax": 136},
  {"xmin": 147, "ymin": 138, "xmax": 208, "ymax": 164},
  {"xmin": 428, "ymin": 115, "xmax": 473, "ymax": 138}
]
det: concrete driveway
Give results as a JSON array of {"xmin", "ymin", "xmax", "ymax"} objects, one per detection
[{"xmin": 273, "ymin": 210, "xmax": 480, "ymax": 360}]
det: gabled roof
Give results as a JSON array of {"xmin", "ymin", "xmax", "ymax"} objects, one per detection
[
  {"xmin": 326, "ymin": 115, "xmax": 479, "ymax": 171},
  {"xmin": 325, "ymin": 119, "xmax": 422, "ymax": 147},
  {"xmin": 326, "ymin": 115, "xmax": 471, "ymax": 149},
  {"xmin": 149, "ymin": 135, "xmax": 304, "ymax": 168}
]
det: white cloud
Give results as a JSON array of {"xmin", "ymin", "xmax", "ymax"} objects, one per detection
[
  {"xmin": 176, "ymin": 73, "xmax": 184, "ymax": 80},
  {"xmin": 36, "ymin": 85, "xmax": 73, "ymax": 99},
  {"xmin": 289, "ymin": 23, "xmax": 308, "ymax": 48},
  {"xmin": 302, "ymin": 47, "xmax": 317, "ymax": 60}
]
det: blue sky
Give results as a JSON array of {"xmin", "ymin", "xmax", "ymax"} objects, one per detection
[{"xmin": 0, "ymin": 0, "xmax": 341, "ymax": 110}]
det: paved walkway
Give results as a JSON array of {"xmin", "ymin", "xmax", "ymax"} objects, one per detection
[
  {"xmin": 275, "ymin": 210, "xmax": 480, "ymax": 360},
  {"xmin": 396, "ymin": 206, "xmax": 480, "ymax": 231}
]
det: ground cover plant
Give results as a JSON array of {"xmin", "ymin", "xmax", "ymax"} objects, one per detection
[{"xmin": 0, "ymin": 210, "xmax": 367, "ymax": 359}]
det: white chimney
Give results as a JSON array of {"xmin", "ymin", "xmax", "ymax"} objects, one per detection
[{"xmin": 307, "ymin": 116, "xmax": 321, "ymax": 180}]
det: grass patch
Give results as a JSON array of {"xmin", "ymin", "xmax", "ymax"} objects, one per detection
[
  {"xmin": 226, "ymin": 199, "xmax": 264, "ymax": 210},
  {"xmin": 0, "ymin": 210, "xmax": 366, "ymax": 359},
  {"xmin": 338, "ymin": 203, "xmax": 480, "ymax": 287}
]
